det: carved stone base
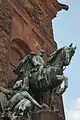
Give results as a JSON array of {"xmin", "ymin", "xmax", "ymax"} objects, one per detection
[{"xmin": 32, "ymin": 110, "xmax": 59, "ymax": 120}]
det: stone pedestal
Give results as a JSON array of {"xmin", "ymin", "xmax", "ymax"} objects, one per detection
[{"xmin": 32, "ymin": 110, "xmax": 59, "ymax": 120}]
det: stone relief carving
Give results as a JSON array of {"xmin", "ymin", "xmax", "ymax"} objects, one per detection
[{"xmin": 22, "ymin": 0, "xmax": 53, "ymax": 40}]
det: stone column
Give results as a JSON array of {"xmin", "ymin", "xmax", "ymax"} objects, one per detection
[{"xmin": 0, "ymin": 0, "xmax": 12, "ymax": 87}]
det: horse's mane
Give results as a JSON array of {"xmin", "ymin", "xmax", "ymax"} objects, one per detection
[{"xmin": 46, "ymin": 47, "xmax": 64, "ymax": 64}]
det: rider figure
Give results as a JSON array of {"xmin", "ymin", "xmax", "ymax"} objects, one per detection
[
  {"xmin": 13, "ymin": 49, "xmax": 45, "ymax": 90},
  {"xmin": 30, "ymin": 49, "xmax": 45, "ymax": 81}
]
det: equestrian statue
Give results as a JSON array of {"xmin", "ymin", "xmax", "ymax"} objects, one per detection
[{"xmin": 0, "ymin": 43, "xmax": 76, "ymax": 119}]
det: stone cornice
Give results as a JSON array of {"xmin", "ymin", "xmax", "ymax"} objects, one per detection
[
  {"xmin": 1, "ymin": 0, "xmax": 68, "ymax": 51},
  {"xmin": 33, "ymin": 0, "xmax": 69, "ymax": 19},
  {"xmin": 27, "ymin": 0, "xmax": 57, "ymax": 20},
  {"xmin": 52, "ymin": 0, "xmax": 69, "ymax": 11}
]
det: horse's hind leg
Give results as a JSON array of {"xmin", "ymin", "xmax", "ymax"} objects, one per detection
[{"xmin": 48, "ymin": 88, "xmax": 53, "ymax": 108}]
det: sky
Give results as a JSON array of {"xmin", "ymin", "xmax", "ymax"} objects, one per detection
[{"xmin": 52, "ymin": 0, "xmax": 80, "ymax": 120}]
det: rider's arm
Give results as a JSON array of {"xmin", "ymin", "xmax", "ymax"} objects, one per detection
[
  {"xmin": 25, "ymin": 91, "xmax": 42, "ymax": 108},
  {"xmin": 32, "ymin": 56, "xmax": 40, "ymax": 66}
]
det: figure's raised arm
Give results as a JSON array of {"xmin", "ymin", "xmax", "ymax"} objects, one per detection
[
  {"xmin": 23, "ymin": 91, "xmax": 42, "ymax": 108},
  {"xmin": 0, "ymin": 86, "xmax": 13, "ymax": 95}
]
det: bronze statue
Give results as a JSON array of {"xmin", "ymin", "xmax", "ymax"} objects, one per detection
[
  {"xmin": 0, "ymin": 80, "xmax": 43, "ymax": 120},
  {"xmin": 13, "ymin": 49, "xmax": 45, "ymax": 91},
  {"xmin": 29, "ymin": 44, "xmax": 76, "ymax": 105},
  {"xmin": 14, "ymin": 44, "xmax": 76, "ymax": 104},
  {"xmin": 0, "ymin": 44, "xmax": 76, "ymax": 119}
]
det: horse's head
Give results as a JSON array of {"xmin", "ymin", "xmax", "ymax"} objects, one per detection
[
  {"xmin": 62, "ymin": 43, "xmax": 76, "ymax": 66},
  {"xmin": 47, "ymin": 43, "xmax": 76, "ymax": 67}
]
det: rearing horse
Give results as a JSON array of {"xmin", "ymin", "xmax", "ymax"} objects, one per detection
[{"xmin": 29, "ymin": 43, "xmax": 76, "ymax": 105}]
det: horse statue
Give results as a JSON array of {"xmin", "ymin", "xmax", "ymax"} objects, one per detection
[
  {"xmin": 0, "ymin": 43, "xmax": 76, "ymax": 119},
  {"xmin": 13, "ymin": 43, "xmax": 76, "ymax": 106},
  {"xmin": 28, "ymin": 43, "xmax": 76, "ymax": 105}
]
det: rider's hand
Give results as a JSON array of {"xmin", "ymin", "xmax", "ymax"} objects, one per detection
[{"xmin": 42, "ymin": 103, "xmax": 50, "ymax": 110}]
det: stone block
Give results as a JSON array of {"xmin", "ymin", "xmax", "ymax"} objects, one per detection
[{"xmin": 32, "ymin": 110, "xmax": 59, "ymax": 120}]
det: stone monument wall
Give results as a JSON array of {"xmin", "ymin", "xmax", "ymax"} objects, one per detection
[{"xmin": 0, "ymin": 0, "xmax": 68, "ymax": 119}]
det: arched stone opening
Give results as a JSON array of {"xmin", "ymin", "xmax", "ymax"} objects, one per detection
[{"xmin": 8, "ymin": 38, "xmax": 31, "ymax": 86}]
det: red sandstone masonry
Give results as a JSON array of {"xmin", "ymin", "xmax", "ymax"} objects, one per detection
[
  {"xmin": 0, "ymin": 0, "xmax": 66, "ymax": 119},
  {"xmin": 0, "ymin": 0, "xmax": 12, "ymax": 87}
]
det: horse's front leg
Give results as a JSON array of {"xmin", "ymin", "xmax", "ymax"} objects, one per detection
[
  {"xmin": 56, "ymin": 75, "xmax": 68, "ymax": 95},
  {"xmin": 48, "ymin": 88, "xmax": 55, "ymax": 109}
]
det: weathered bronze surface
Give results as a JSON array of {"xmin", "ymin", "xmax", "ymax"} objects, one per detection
[{"xmin": 0, "ymin": 44, "xmax": 76, "ymax": 119}]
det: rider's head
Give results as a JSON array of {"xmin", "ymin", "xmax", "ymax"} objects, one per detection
[
  {"xmin": 12, "ymin": 80, "xmax": 23, "ymax": 90},
  {"xmin": 38, "ymin": 49, "xmax": 44, "ymax": 57}
]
